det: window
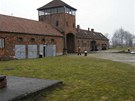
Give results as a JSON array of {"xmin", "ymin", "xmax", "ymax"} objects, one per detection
[
  {"xmin": 41, "ymin": 38, "xmax": 45, "ymax": 42},
  {"xmin": 65, "ymin": 7, "xmax": 70, "ymax": 14},
  {"xmin": 51, "ymin": 8, "xmax": 57, "ymax": 14},
  {"xmin": 44, "ymin": 9, "xmax": 51, "ymax": 15},
  {"xmin": 58, "ymin": 7, "xmax": 65, "ymax": 13},
  {"xmin": 51, "ymin": 39, "xmax": 55, "ymax": 44},
  {"xmin": 39, "ymin": 10, "xmax": 45, "ymax": 16},
  {"xmin": 73, "ymin": 23, "xmax": 75, "ymax": 28},
  {"xmin": 30, "ymin": 38, "xmax": 35, "ymax": 42},
  {"xmin": 56, "ymin": 21, "xmax": 59, "ymax": 26},
  {"xmin": 66, "ymin": 21, "xmax": 68, "ymax": 27},
  {"xmin": 0, "ymin": 38, "xmax": 4, "ymax": 48},
  {"xmin": 18, "ymin": 37, "xmax": 23, "ymax": 42},
  {"xmin": 65, "ymin": 7, "xmax": 76, "ymax": 15}
]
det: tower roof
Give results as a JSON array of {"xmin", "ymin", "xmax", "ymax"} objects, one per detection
[{"xmin": 37, "ymin": 0, "xmax": 77, "ymax": 11}]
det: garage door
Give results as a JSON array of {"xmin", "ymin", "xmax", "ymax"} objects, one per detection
[
  {"xmin": 46, "ymin": 45, "xmax": 56, "ymax": 57},
  {"xmin": 15, "ymin": 45, "xmax": 26, "ymax": 59},
  {"xmin": 28, "ymin": 45, "xmax": 38, "ymax": 58}
]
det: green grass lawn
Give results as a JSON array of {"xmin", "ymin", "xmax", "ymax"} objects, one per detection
[
  {"xmin": 111, "ymin": 46, "xmax": 135, "ymax": 51},
  {"xmin": 0, "ymin": 55, "xmax": 135, "ymax": 101}
]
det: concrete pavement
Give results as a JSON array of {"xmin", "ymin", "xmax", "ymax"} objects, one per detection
[
  {"xmin": 89, "ymin": 50, "xmax": 135, "ymax": 67},
  {"xmin": 0, "ymin": 76, "xmax": 62, "ymax": 101}
]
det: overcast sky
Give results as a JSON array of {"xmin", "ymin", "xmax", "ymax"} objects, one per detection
[{"xmin": 0, "ymin": 0, "xmax": 135, "ymax": 39}]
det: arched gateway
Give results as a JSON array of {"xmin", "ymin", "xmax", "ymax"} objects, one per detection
[
  {"xmin": 91, "ymin": 40, "xmax": 97, "ymax": 51},
  {"xmin": 66, "ymin": 33, "xmax": 75, "ymax": 53}
]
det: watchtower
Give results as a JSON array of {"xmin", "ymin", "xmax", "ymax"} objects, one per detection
[{"xmin": 37, "ymin": 0, "xmax": 77, "ymax": 53}]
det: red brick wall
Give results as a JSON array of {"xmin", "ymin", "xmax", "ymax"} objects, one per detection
[
  {"xmin": 0, "ymin": 32, "xmax": 64, "ymax": 58},
  {"xmin": 76, "ymin": 38, "xmax": 109, "ymax": 52},
  {"xmin": 39, "ymin": 13, "xmax": 65, "ymax": 33},
  {"xmin": 39, "ymin": 13, "xmax": 76, "ymax": 35}
]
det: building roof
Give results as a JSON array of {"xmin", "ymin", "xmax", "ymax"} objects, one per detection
[
  {"xmin": 37, "ymin": 0, "xmax": 77, "ymax": 11},
  {"xmin": 76, "ymin": 29, "xmax": 109, "ymax": 41},
  {"xmin": 0, "ymin": 14, "xmax": 63, "ymax": 37}
]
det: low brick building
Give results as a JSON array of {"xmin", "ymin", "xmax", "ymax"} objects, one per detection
[
  {"xmin": 0, "ymin": 0, "xmax": 109, "ymax": 59},
  {"xmin": 0, "ymin": 14, "xmax": 64, "ymax": 59},
  {"xmin": 76, "ymin": 25, "xmax": 109, "ymax": 52}
]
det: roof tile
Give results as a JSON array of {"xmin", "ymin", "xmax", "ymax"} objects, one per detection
[
  {"xmin": 76, "ymin": 29, "xmax": 109, "ymax": 41},
  {"xmin": 38, "ymin": 0, "xmax": 76, "ymax": 10},
  {"xmin": 0, "ymin": 14, "xmax": 63, "ymax": 37}
]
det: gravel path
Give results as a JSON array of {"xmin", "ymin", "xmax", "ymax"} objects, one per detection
[{"xmin": 89, "ymin": 50, "xmax": 135, "ymax": 67}]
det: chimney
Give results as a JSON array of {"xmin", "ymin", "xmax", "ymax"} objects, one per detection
[
  {"xmin": 88, "ymin": 28, "xmax": 90, "ymax": 32},
  {"xmin": 77, "ymin": 25, "xmax": 80, "ymax": 31},
  {"xmin": 91, "ymin": 28, "xmax": 94, "ymax": 32}
]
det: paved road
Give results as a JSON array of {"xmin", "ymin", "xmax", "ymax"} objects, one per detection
[{"xmin": 89, "ymin": 50, "xmax": 135, "ymax": 67}]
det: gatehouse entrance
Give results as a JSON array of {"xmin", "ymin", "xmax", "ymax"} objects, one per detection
[
  {"xmin": 91, "ymin": 41, "xmax": 97, "ymax": 51},
  {"xmin": 66, "ymin": 33, "xmax": 75, "ymax": 53}
]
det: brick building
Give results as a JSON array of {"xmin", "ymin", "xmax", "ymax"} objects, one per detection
[{"xmin": 0, "ymin": 0, "xmax": 109, "ymax": 60}]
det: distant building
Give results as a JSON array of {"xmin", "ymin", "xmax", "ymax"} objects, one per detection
[{"xmin": 0, "ymin": 0, "xmax": 109, "ymax": 60}]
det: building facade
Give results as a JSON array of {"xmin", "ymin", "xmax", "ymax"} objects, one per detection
[
  {"xmin": 0, "ymin": 0, "xmax": 109, "ymax": 60},
  {"xmin": 37, "ymin": 0, "xmax": 109, "ymax": 53},
  {"xmin": 0, "ymin": 14, "xmax": 64, "ymax": 60}
]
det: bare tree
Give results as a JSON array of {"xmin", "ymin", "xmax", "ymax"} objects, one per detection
[
  {"xmin": 124, "ymin": 31, "xmax": 134, "ymax": 47},
  {"xmin": 112, "ymin": 28, "xmax": 134, "ymax": 47}
]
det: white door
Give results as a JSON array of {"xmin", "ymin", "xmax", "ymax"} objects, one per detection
[
  {"xmin": 39, "ymin": 45, "xmax": 46, "ymax": 57},
  {"xmin": 28, "ymin": 45, "xmax": 37, "ymax": 58},
  {"xmin": 46, "ymin": 45, "xmax": 56, "ymax": 57},
  {"xmin": 15, "ymin": 45, "xmax": 26, "ymax": 59}
]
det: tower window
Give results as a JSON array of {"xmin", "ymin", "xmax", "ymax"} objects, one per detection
[
  {"xmin": 51, "ymin": 8, "xmax": 57, "ymax": 14},
  {"xmin": 56, "ymin": 21, "xmax": 59, "ymax": 26},
  {"xmin": 66, "ymin": 21, "xmax": 68, "ymax": 27},
  {"xmin": 73, "ymin": 23, "xmax": 75, "ymax": 28},
  {"xmin": 39, "ymin": 10, "xmax": 45, "ymax": 16},
  {"xmin": 58, "ymin": 7, "xmax": 65, "ymax": 13}
]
